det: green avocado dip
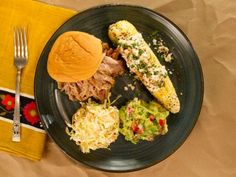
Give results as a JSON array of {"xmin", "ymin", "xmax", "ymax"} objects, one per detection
[{"xmin": 119, "ymin": 98, "xmax": 169, "ymax": 144}]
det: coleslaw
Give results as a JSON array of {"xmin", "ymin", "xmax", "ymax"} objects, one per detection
[{"xmin": 66, "ymin": 100, "xmax": 120, "ymax": 153}]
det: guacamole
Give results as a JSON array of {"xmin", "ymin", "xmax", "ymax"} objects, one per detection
[{"xmin": 119, "ymin": 98, "xmax": 169, "ymax": 144}]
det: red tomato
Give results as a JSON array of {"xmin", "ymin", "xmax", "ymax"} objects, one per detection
[
  {"xmin": 131, "ymin": 122, "xmax": 139, "ymax": 132},
  {"xmin": 159, "ymin": 119, "xmax": 165, "ymax": 126},
  {"xmin": 137, "ymin": 127, "xmax": 144, "ymax": 134},
  {"xmin": 149, "ymin": 115, "xmax": 155, "ymax": 121},
  {"xmin": 127, "ymin": 106, "xmax": 134, "ymax": 116},
  {"xmin": 131, "ymin": 122, "xmax": 144, "ymax": 134}
]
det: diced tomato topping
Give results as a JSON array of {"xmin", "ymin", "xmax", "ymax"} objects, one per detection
[
  {"xmin": 131, "ymin": 122, "xmax": 139, "ymax": 132},
  {"xmin": 131, "ymin": 122, "xmax": 144, "ymax": 134},
  {"xmin": 149, "ymin": 115, "xmax": 155, "ymax": 121},
  {"xmin": 127, "ymin": 106, "xmax": 134, "ymax": 116},
  {"xmin": 159, "ymin": 119, "xmax": 165, "ymax": 126},
  {"xmin": 137, "ymin": 127, "xmax": 144, "ymax": 134}
]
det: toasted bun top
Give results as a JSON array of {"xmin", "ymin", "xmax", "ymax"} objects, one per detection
[{"xmin": 47, "ymin": 31, "xmax": 103, "ymax": 82}]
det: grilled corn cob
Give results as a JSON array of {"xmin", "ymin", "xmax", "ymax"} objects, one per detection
[{"xmin": 108, "ymin": 20, "xmax": 180, "ymax": 113}]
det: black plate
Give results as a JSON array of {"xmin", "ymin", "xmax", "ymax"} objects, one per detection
[{"xmin": 34, "ymin": 5, "xmax": 203, "ymax": 172}]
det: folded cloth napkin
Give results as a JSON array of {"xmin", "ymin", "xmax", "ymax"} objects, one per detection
[{"xmin": 0, "ymin": 0, "xmax": 76, "ymax": 161}]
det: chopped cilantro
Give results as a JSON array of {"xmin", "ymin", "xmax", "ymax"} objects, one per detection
[
  {"xmin": 133, "ymin": 54, "xmax": 139, "ymax": 60},
  {"xmin": 150, "ymin": 30, "xmax": 159, "ymax": 37},
  {"xmin": 154, "ymin": 71, "xmax": 159, "ymax": 75},
  {"xmin": 138, "ymin": 49, "xmax": 144, "ymax": 56},
  {"xmin": 131, "ymin": 43, "xmax": 138, "ymax": 48}
]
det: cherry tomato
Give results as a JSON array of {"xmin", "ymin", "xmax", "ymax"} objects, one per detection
[
  {"xmin": 149, "ymin": 115, "xmax": 155, "ymax": 121},
  {"xmin": 159, "ymin": 119, "xmax": 165, "ymax": 126},
  {"xmin": 131, "ymin": 122, "xmax": 144, "ymax": 134},
  {"xmin": 131, "ymin": 122, "xmax": 139, "ymax": 132}
]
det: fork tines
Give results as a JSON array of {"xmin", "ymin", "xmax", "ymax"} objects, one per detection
[{"xmin": 14, "ymin": 27, "xmax": 28, "ymax": 67}]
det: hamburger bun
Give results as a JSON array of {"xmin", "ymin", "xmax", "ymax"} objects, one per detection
[{"xmin": 47, "ymin": 31, "xmax": 103, "ymax": 82}]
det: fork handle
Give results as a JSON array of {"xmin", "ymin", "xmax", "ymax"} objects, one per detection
[{"xmin": 12, "ymin": 69, "xmax": 21, "ymax": 142}]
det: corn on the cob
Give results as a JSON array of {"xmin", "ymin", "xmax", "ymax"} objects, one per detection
[{"xmin": 108, "ymin": 20, "xmax": 180, "ymax": 113}]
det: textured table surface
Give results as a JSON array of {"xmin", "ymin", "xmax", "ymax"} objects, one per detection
[{"xmin": 0, "ymin": 0, "xmax": 235, "ymax": 176}]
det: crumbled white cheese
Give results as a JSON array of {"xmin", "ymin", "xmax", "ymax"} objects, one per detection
[
  {"xmin": 128, "ymin": 84, "xmax": 135, "ymax": 91},
  {"xmin": 158, "ymin": 46, "xmax": 169, "ymax": 54},
  {"xmin": 165, "ymin": 53, "xmax": 173, "ymax": 63},
  {"xmin": 132, "ymin": 48, "xmax": 139, "ymax": 57},
  {"xmin": 152, "ymin": 39, "xmax": 157, "ymax": 45},
  {"xmin": 118, "ymin": 32, "xmax": 169, "ymax": 93},
  {"xmin": 152, "ymin": 38, "xmax": 174, "ymax": 63}
]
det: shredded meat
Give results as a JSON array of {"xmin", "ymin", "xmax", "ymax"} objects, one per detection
[
  {"xmin": 60, "ymin": 43, "xmax": 124, "ymax": 102},
  {"xmin": 102, "ymin": 43, "xmax": 120, "ymax": 60}
]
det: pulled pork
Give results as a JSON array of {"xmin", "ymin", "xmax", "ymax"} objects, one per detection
[{"xmin": 59, "ymin": 43, "xmax": 124, "ymax": 102}]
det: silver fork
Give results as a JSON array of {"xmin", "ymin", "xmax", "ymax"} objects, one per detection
[{"xmin": 12, "ymin": 27, "xmax": 28, "ymax": 142}]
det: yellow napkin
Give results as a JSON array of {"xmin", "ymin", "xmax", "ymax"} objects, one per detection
[{"xmin": 0, "ymin": 0, "xmax": 76, "ymax": 161}]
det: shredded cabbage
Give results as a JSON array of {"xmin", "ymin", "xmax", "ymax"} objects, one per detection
[{"xmin": 66, "ymin": 100, "xmax": 119, "ymax": 153}]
